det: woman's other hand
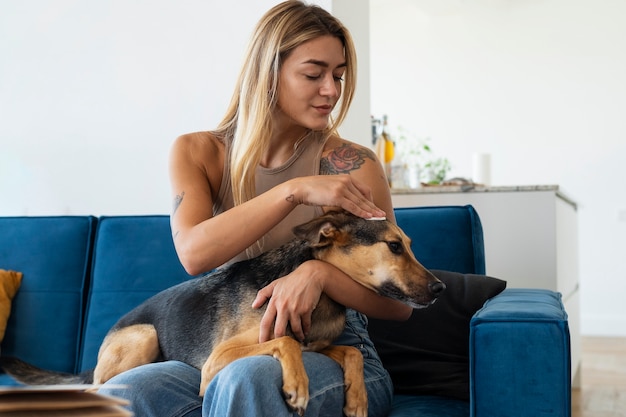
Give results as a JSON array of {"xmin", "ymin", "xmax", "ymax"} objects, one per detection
[{"xmin": 252, "ymin": 260, "xmax": 326, "ymax": 343}]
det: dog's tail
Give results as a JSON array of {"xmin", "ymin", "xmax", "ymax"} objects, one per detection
[{"xmin": 0, "ymin": 356, "xmax": 93, "ymax": 385}]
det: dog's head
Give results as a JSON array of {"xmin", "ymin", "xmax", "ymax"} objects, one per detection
[{"xmin": 293, "ymin": 210, "xmax": 445, "ymax": 308}]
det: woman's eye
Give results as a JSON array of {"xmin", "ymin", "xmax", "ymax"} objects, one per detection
[{"xmin": 304, "ymin": 73, "xmax": 343, "ymax": 82}]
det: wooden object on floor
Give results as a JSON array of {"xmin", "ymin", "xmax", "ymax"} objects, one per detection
[{"xmin": 572, "ymin": 337, "xmax": 626, "ymax": 417}]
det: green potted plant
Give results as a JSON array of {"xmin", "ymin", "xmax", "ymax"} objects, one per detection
[{"xmin": 394, "ymin": 126, "xmax": 451, "ymax": 186}]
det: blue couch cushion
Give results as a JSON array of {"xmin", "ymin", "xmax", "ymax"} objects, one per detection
[
  {"xmin": 470, "ymin": 289, "xmax": 571, "ymax": 417},
  {"xmin": 369, "ymin": 271, "xmax": 506, "ymax": 401},
  {"xmin": 394, "ymin": 205, "xmax": 486, "ymax": 275},
  {"xmin": 0, "ymin": 216, "xmax": 96, "ymax": 374},
  {"xmin": 389, "ymin": 394, "xmax": 469, "ymax": 417},
  {"xmin": 79, "ymin": 216, "xmax": 195, "ymax": 371}
]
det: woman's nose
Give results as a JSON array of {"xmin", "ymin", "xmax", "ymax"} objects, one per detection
[{"xmin": 319, "ymin": 74, "xmax": 340, "ymax": 97}]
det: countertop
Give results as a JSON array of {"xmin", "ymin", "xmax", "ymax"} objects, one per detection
[{"xmin": 391, "ymin": 184, "xmax": 577, "ymax": 209}]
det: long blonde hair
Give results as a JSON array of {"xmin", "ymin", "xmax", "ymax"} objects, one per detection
[{"xmin": 213, "ymin": 0, "xmax": 357, "ymax": 207}]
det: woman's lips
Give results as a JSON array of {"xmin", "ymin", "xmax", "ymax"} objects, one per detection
[{"xmin": 313, "ymin": 105, "xmax": 333, "ymax": 115}]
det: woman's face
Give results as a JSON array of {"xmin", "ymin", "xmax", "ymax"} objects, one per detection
[{"xmin": 275, "ymin": 35, "xmax": 346, "ymax": 132}]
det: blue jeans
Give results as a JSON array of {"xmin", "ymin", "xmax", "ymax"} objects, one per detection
[{"xmin": 99, "ymin": 310, "xmax": 393, "ymax": 417}]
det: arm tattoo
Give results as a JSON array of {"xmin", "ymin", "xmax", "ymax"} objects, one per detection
[
  {"xmin": 320, "ymin": 143, "xmax": 376, "ymax": 175},
  {"xmin": 173, "ymin": 191, "xmax": 185, "ymax": 214}
]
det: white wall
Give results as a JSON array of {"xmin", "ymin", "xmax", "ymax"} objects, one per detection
[
  {"xmin": 331, "ymin": 0, "xmax": 371, "ymax": 149},
  {"xmin": 370, "ymin": 0, "xmax": 626, "ymax": 336},
  {"xmin": 3, "ymin": 0, "xmax": 624, "ymax": 337},
  {"xmin": 0, "ymin": 0, "xmax": 352, "ymax": 216}
]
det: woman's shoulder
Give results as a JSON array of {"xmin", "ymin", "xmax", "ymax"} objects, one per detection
[
  {"xmin": 173, "ymin": 131, "xmax": 223, "ymax": 151},
  {"xmin": 169, "ymin": 131, "xmax": 226, "ymax": 204},
  {"xmin": 321, "ymin": 134, "xmax": 379, "ymax": 175},
  {"xmin": 323, "ymin": 135, "xmax": 377, "ymax": 157},
  {"xmin": 171, "ymin": 131, "xmax": 225, "ymax": 162},
  {"xmin": 170, "ymin": 131, "xmax": 226, "ymax": 179}
]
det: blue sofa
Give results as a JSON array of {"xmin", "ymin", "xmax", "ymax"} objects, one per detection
[{"xmin": 0, "ymin": 205, "xmax": 571, "ymax": 417}]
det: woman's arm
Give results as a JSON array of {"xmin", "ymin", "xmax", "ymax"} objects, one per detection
[{"xmin": 168, "ymin": 133, "xmax": 293, "ymax": 274}]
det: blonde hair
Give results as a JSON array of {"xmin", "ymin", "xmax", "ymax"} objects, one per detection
[{"xmin": 213, "ymin": 0, "xmax": 357, "ymax": 207}]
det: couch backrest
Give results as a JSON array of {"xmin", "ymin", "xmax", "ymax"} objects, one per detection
[
  {"xmin": 78, "ymin": 216, "xmax": 194, "ymax": 371},
  {"xmin": 394, "ymin": 205, "xmax": 485, "ymax": 274},
  {"xmin": 1, "ymin": 205, "xmax": 486, "ymax": 375},
  {"xmin": 0, "ymin": 216, "xmax": 97, "ymax": 373}
]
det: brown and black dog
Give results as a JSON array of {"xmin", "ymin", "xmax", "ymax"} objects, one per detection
[{"xmin": 1, "ymin": 210, "xmax": 444, "ymax": 417}]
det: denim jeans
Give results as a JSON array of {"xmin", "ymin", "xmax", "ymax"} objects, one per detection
[{"xmin": 99, "ymin": 310, "xmax": 393, "ymax": 417}]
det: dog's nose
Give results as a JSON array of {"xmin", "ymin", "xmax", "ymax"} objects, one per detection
[{"xmin": 429, "ymin": 281, "xmax": 446, "ymax": 295}]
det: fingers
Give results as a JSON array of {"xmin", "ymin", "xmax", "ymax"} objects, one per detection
[
  {"xmin": 255, "ymin": 273, "xmax": 319, "ymax": 343},
  {"xmin": 279, "ymin": 310, "xmax": 305, "ymax": 342},
  {"xmin": 258, "ymin": 297, "xmax": 306, "ymax": 343},
  {"xmin": 255, "ymin": 283, "xmax": 276, "ymax": 343},
  {"xmin": 350, "ymin": 176, "xmax": 374, "ymax": 203},
  {"xmin": 258, "ymin": 301, "xmax": 275, "ymax": 343},
  {"xmin": 301, "ymin": 310, "xmax": 312, "ymax": 339},
  {"xmin": 337, "ymin": 176, "xmax": 386, "ymax": 219},
  {"xmin": 340, "ymin": 196, "xmax": 384, "ymax": 219},
  {"xmin": 252, "ymin": 283, "xmax": 273, "ymax": 309},
  {"xmin": 269, "ymin": 291, "xmax": 306, "ymax": 342},
  {"xmin": 295, "ymin": 175, "xmax": 385, "ymax": 219}
]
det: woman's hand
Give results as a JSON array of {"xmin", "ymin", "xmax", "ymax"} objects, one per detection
[
  {"xmin": 286, "ymin": 174, "xmax": 386, "ymax": 219},
  {"xmin": 252, "ymin": 260, "xmax": 326, "ymax": 343}
]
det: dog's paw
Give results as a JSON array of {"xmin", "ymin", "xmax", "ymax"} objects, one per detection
[
  {"xmin": 343, "ymin": 397, "xmax": 368, "ymax": 417},
  {"xmin": 282, "ymin": 380, "xmax": 309, "ymax": 416},
  {"xmin": 343, "ymin": 383, "xmax": 368, "ymax": 417}
]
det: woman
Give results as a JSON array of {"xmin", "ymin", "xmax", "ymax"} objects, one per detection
[{"xmin": 102, "ymin": 1, "xmax": 411, "ymax": 416}]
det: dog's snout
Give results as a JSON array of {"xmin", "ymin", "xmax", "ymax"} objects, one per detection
[{"xmin": 429, "ymin": 281, "xmax": 446, "ymax": 295}]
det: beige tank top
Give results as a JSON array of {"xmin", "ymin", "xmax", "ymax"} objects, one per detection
[{"xmin": 214, "ymin": 132, "xmax": 327, "ymax": 263}]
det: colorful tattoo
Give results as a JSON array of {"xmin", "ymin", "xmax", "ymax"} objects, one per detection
[{"xmin": 320, "ymin": 143, "xmax": 375, "ymax": 175}]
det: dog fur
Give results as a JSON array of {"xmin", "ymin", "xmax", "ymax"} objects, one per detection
[{"xmin": 0, "ymin": 211, "xmax": 444, "ymax": 417}]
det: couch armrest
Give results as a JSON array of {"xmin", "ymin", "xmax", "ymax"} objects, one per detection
[{"xmin": 469, "ymin": 289, "xmax": 571, "ymax": 417}]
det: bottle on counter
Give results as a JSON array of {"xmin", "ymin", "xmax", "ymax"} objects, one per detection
[{"xmin": 375, "ymin": 114, "xmax": 395, "ymax": 185}]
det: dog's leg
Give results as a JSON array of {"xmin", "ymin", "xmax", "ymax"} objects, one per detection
[
  {"xmin": 93, "ymin": 324, "xmax": 160, "ymax": 384},
  {"xmin": 320, "ymin": 345, "xmax": 368, "ymax": 417},
  {"xmin": 200, "ymin": 327, "xmax": 309, "ymax": 416}
]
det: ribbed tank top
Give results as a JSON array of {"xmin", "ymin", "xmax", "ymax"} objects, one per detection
[{"xmin": 214, "ymin": 132, "xmax": 327, "ymax": 263}]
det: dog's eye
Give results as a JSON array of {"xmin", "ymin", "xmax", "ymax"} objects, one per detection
[{"xmin": 387, "ymin": 241, "xmax": 403, "ymax": 255}]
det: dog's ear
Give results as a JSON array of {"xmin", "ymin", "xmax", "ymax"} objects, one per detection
[{"xmin": 293, "ymin": 217, "xmax": 341, "ymax": 248}]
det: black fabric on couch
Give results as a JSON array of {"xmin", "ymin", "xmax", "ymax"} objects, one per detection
[{"xmin": 368, "ymin": 270, "xmax": 506, "ymax": 401}]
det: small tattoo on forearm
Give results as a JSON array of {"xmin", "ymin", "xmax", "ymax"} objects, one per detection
[
  {"xmin": 320, "ymin": 143, "xmax": 375, "ymax": 175},
  {"xmin": 286, "ymin": 194, "xmax": 296, "ymax": 204},
  {"xmin": 173, "ymin": 191, "xmax": 185, "ymax": 214}
]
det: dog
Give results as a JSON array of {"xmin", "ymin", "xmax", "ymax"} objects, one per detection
[{"xmin": 1, "ymin": 210, "xmax": 445, "ymax": 417}]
